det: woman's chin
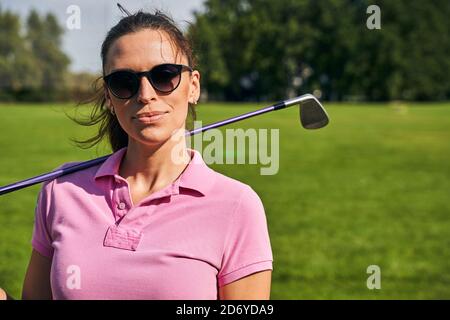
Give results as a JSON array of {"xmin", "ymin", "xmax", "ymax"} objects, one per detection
[{"xmin": 134, "ymin": 129, "xmax": 172, "ymax": 146}]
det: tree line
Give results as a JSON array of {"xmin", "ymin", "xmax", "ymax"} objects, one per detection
[
  {"xmin": 0, "ymin": 7, "xmax": 97, "ymax": 102},
  {"xmin": 188, "ymin": 0, "xmax": 450, "ymax": 101},
  {"xmin": 0, "ymin": 1, "xmax": 449, "ymax": 102}
]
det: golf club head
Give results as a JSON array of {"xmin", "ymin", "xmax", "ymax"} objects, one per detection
[{"xmin": 284, "ymin": 94, "xmax": 329, "ymax": 129}]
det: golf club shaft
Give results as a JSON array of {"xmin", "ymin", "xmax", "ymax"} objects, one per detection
[{"xmin": 0, "ymin": 97, "xmax": 295, "ymax": 196}]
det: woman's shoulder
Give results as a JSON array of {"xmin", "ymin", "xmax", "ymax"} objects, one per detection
[
  {"xmin": 34, "ymin": 160, "xmax": 101, "ymax": 205},
  {"xmin": 206, "ymin": 169, "xmax": 266, "ymax": 220},
  {"xmin": 57, "ymin": 160, "xmax": 101, "ymax": 178},
  {"xmin": 41, "ymin": 160, "xmax": 103, "ymax": 190}
]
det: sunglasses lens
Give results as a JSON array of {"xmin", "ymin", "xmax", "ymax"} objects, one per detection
[
  {"xmin": 150, "ymin": 64, "xmax": 181, "ymax": 93},
  {"xmin": 107, "ymin": 71, "xmax": 138, "ymax": 99}
]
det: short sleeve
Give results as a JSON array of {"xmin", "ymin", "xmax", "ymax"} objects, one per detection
[
  {"xmin": 218, "ymin": 186, "xmax": 273, "ymax": 287},
  {"xmin": 31, "ymin": 180, "xmax": 55, "ymax": 258}
]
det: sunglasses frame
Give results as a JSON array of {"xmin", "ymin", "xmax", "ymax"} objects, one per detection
[{"xmin": 103, "ymin": 63, "xmax": 193, "ymax": 99}]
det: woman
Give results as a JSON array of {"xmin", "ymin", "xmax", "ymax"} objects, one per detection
[{"xmin": 3, "ymin": 10, "xmax": 273, "ymax": 300}]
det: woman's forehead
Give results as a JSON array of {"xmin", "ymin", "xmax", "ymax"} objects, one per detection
[{"xmin": 105, "ymin": 29, "xmax": 185, "ymax": 73}]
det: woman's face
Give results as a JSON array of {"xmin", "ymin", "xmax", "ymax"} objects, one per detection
[{"xmin": 104, "ymin": 29, "xmax": 200, "ymax": 147}]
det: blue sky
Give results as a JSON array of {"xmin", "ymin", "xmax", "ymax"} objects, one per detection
[{"xmin": 1, "ymin": 0, "xmax": 205, "ymax": 73}]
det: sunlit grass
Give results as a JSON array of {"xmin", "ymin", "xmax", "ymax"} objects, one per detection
[{"xmin": 0, "ymin": 101, "xmax": 449, "ymax": 299}]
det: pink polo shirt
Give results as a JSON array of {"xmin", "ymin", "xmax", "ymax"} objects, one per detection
[{"xmin": 31, "ymin": 147, "xmax": 273, "ymax": 299}]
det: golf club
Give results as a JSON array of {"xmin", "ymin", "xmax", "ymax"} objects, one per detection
[{"xmin": 0, "ymin": 93, "xmax": 329, "ymax": 196}]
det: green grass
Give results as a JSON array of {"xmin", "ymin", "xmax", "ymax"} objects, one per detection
[{"xmin": 1, "ymin": 101, "xmax": 450, "ymax": 299}]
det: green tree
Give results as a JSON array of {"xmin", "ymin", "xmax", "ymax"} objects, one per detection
[
  {"xmin": 189, "ymin": 0, "xmax": 450, "ymax": 101},
  {"xmin": 0, "ymin": 7, "xmax": 41, "ymax": 98},
  {"xmin": 0, "ymin": 8, "xmax": 71, "ymax": 101},
  {"xmin": 26, "ymin": 10, "xmax": 70, "ymax": 97}
]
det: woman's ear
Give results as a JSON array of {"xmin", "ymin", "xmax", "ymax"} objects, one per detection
[
  {"xmin": 189, "ymin": 70, "xmax": 201, "ymax": 104},
  {"xmin": 104, "ymin": 89, "xmax": 112, "ymax": 111},
  {"xmin": 104, "ymin": 89, "xmax": 116, "ymax": 116}
]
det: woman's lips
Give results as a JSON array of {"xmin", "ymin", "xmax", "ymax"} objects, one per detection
[{"xmin": 134, "ymin": 112, "xmax": 168, "ymax": 123}]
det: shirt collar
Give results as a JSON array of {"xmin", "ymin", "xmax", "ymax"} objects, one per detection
[{"xmin": 94, "ymin": 147, "xmax": 215, "ymax": 196}]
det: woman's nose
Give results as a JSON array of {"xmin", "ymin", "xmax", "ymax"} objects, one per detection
[{"xmin": 137, "ymin": 76, "xmax": 157, "ymax": 103}]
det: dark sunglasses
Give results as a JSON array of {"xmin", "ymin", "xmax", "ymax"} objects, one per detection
[{"xmin": 103, "ymin": 63, "xmax": 193, "ymax": 99}]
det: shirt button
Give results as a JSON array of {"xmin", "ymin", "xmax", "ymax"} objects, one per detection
[{"xmin": 118, "ymin": 202, "xmax": 126, "ymax": 210}]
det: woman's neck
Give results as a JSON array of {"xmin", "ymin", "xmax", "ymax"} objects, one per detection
[{"xmin": 119, "ymin": 137, "xmax": 191, "ymax": 194}]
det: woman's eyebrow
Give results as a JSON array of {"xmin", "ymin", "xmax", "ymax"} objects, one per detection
[
  {"xmin": 108, "ymin": 62, "xmax": 176, "ymax": 74},
  {"xmin": 108, "ymin": 67, "xmax": 136, "ymax": 74}
]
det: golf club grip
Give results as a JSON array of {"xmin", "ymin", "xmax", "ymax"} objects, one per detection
[{"xmin": 0, "ymin": 155, "xmax": 110, "ymax": 195}]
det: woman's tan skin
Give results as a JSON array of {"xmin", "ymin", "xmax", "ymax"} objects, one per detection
[
  {"xmin": 1, "ymin": 28, "xmax": 271, "ymax": 300},
  {"xmin": 22, "ymin": 250, "xmax": 52, "ymax": 300}
]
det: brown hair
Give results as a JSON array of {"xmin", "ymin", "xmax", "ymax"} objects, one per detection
[{"xmin": 69, "ymin": 10, "xmax": 197, "ymax": 152}]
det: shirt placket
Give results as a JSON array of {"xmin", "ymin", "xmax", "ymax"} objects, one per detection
[{"xmin": 103, "ymin": 176, "xmax": 180, "ymax": 251}]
